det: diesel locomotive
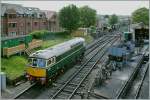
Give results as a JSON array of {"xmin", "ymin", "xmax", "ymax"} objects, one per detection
[{"xmin": 26, "ymin": 37, "xmax": 85, "ymax": 84}]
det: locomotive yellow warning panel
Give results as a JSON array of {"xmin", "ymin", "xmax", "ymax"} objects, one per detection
[{"xmin": 27, "ymin": 67, "xmax": 46, "ymax": 77}]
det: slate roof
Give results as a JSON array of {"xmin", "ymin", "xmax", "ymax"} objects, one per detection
[
  {"xmin": 25, "ymin": 7, "xmax": 46, "ymax": 18},
  {"xmin": 1, "ymin": 3, "xmax": 46, "ymax": 18},
  {"xmin": 1, "ymin": 3, "xmax": 25, "ymax": 16}
]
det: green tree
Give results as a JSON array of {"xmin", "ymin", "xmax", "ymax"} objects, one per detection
[
  {"xmin": 132, "ymin": 7, "xmax": 149, "ymax": 26},
  {"xmin": 59, "ymin": 4, "xmax": 80, "ymax": 32},
  {"xmin": 104, "ymin": 15, "xmax": 109, "ymax": 19},
  {"xmin": 108, "ymin": 14, "xmax": 118, "ymax": 25},
  {"xmin": 79, "ymin": 6, "xmax": 96, "ymax": 27}
]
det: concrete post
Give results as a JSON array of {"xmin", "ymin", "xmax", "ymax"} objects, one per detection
[{"xmin": 1, "ymin": 72, "xmax": 6, "ymax": 91}]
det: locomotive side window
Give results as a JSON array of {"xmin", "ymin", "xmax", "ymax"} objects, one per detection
[
  {"xmin": 47, "ymin": 57, "xmax": 56, "ymax": 66},
  {"xmin": 51, "ymin": 57, "xmax": 56, "ymax": 63},
  {"xmin": 47, "ymin": 59, "xmax": 52, "ymax": 65}
]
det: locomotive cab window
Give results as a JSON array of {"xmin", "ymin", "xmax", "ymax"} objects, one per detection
[
  {"xmin": 37, "ymin": 59, "xmax": 46, "ymax": 68},
  {"xmin": 29, "ymin": 58, "xmax": 46, "ymax": 68},
  {"xmin": 32, "ymin": 59, "xmax": 37, "ymax": 66}
]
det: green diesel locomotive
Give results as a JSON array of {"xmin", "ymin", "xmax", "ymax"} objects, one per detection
[{"xmin": 26, "ymin": 37, "xmax": 85, "ymax": 84}]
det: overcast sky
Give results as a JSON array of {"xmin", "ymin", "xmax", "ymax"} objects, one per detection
[{"xmin": 2, "ymin": 1, "xmax": 149, "ymax": 15}]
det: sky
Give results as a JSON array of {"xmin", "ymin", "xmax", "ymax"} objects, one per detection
[{"xmin": 2, "ymin": 1, "xmax": 149, "ymax": 16}]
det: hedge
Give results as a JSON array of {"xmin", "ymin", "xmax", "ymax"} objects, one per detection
[{"xmin": 29, "ymin": 30, "xmax": 69, "ymax": 40}]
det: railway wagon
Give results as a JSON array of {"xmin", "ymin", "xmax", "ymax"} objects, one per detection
[{"xmin": 26, "ymin": 37, "xmax": 85, "ymax": 84}]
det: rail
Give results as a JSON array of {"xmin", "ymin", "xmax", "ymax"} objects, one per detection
[{"xmin": 13, "ymin": 83, "xmax": 36, "ymax": 99}]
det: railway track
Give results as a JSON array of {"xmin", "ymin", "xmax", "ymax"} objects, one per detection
[
  {"xmin": 13, "ymin": 82, "xmax": 36, "ymax": 99},
  {"xmin": 85, "ymin": 35, "xmax": 119, "ymax": 55},
  {"xmin": 115, "ymin": 46, "xmax": 149, "ymax": 99},
  {"xmin": 85, "ymin": 35, "xmax": 108, "ymax": 55},
  {"xmin": 50, "ymin": 37, "xmax": 118, "ymax": 99},
  {"xmin": 14, "ymin": 36, "xmax": 118, "ymax": 99}
]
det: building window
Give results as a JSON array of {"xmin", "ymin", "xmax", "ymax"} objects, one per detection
[
  {"xmin": 32, "ymin": 14, "xmax": 34, "ymax": 17},
  {"xmin": 53, "ymin": 21, "xmax": 56, "ymax": 24},
  {"xmin": 20, "ymin": 32, "xmax": 24, "ymax": 35},
  {"xmin": 4, "ymin": 13, "xmax": 7, "ymax": 17},
  {"xmin": 43, "ymin": 22, "xmax": 46, "ymax": 25},
  {"xmin": 34, "ymin": 22, "xmax": 38, "ymax": 26},
  {"xmin": 39, "ymin": 14, "xmax": 42, "ymax": 18},
  {"xmin": 8, "ymin": 23, "xmax": 17, "ymax": 28},
  {"xmin": 9, "ymin": 32, "xmax": 17, "ymax": 36},
  {"xmin": 27, "ymin": 22, "xmax": 30, "ymax": 25},
  {"xmin": 9, "ymin": 14, "xmax": 16, "ymax": 18}
]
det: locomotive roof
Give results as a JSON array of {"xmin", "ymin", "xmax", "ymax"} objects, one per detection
[{"xmin": 29, "ymin": 37, "xmax": 85, "ymax": 59}]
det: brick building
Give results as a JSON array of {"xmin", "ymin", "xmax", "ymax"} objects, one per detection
[{"xmin": 1, "ymin": 3, "xmax": 61, "ymax": 37}]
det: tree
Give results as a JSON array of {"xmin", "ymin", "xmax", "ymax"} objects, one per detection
[
  {"xmin": 132, "ymin": 7, "xmax": 149, "ymax": 26},
  {"xmin": 104, "ymin": 15, "xmax": 109, "ymax": 19},
  {"xmin": 59, "ymin": 4, "xmax": 80, "ymax": 32},
  {"xmin": 79, "ymin": 6, "xmax": 96, "ymax": 27},
  {"xmin": 108, "ymin": 14, "xmax": 118, "ymax": 25}
]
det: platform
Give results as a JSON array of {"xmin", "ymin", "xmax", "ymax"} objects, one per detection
[{"xmin": 92, "ymin": 54, "xmax": 143, "ymax": 99}]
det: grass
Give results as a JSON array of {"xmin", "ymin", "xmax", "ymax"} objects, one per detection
[
  {"xmin": 1, "ymin": 34, "xmax": 93, "ymax": 80},
  {"xmin": 1, "ymin": 56, "xmax": 27, "ymax": 80},
  {"xmin": 41, "ymin": 37, "xmax": 73, "ymax": 49},
  {"xmin": 82, "ymin": 35, "xmax": 93, "ymax": 44}
]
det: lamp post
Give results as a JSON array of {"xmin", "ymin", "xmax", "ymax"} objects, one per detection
[{"xmin": 128, "ymin": 17, "xmax": 131, "ymax": 32}]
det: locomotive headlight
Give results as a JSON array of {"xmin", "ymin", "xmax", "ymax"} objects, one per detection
[
  {"xmin": 40, "ymin": 78, "xmax": 46, "ymax": 84},
  {"xmin": 40, "ymin": 78, "xmax": 46, "ymax": 81},
  {"xmin": 26, "ymin": 74, "xmax": 29, "ymax": 78}
]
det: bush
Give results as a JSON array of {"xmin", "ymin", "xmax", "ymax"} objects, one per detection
[{"xmin": 30, "ymin": 30, "xmax": 49, "ymax": 39}]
